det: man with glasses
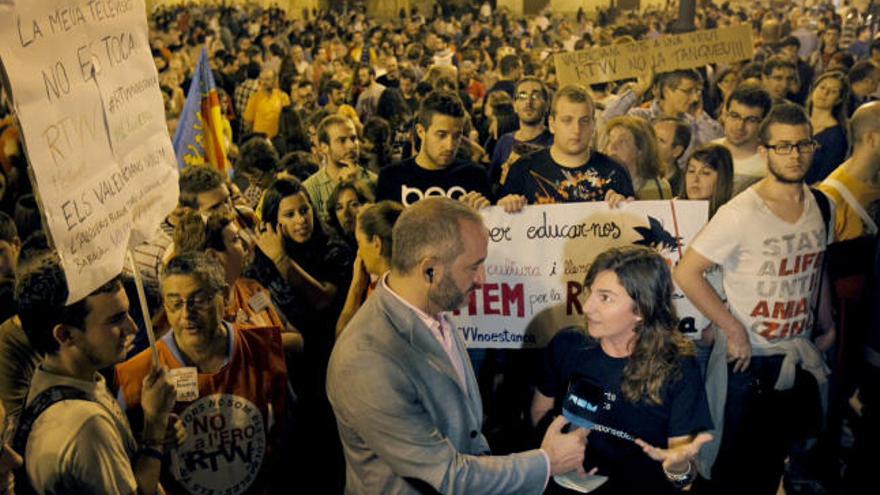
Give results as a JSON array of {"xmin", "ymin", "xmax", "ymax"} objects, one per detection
[
  {"xmin": 711, "ymin": 84, "xmax": 774, "ymax": 193},
  {"xmin": 116, "ymin": 252, "xmax": 290, "ymax": 495},
  {"xmin": 490, "ymin": 77, "xmax": 554, "ymax": 188},
  {"xmin": 601, "ymin": 69, "xmax": 723, "ymax": 161},
  {"xmin": 674, "ymin": 103, "xmax": 836, "ymax": 494},
  {"xmin": 761, "ymin": 57, "xmax": 800, "ymax": 104}
]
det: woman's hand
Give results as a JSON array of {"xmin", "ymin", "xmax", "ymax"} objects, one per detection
[
  {"xmin": 256, "ymin": 222, "xmax": 286, "ymax": 266},
  {"xmin": 634, "ymin": 432, "xmax": 713, "ymax": 475}
]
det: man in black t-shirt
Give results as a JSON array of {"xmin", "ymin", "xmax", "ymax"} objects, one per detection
[
  {"xmin": 498, "ymin": 84, "xmax": 634, "ymax": 211},
  {"xmin": 376, "ymin": 91, "xmax": 492, "ymax": 208}
]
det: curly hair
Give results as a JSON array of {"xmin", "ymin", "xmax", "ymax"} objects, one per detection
[{"xmin": 584, "ymin": 246, "xmax": 693, "ymax": 405}]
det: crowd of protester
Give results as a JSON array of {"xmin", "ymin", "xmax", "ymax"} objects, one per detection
[{"xmin": 0, "ymin": 0, "xmax": 879, "ymax": 493}]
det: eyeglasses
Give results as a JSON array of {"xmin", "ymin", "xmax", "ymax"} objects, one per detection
[
  {"xmin": 515, "ymin": 91, "xmax": 546, "ymax": 102},
  {"xmin": 726, "ymin": 111, "xmax": 763, "ymax": 125},
  {"xmin": 164, "ymin": 292, "xmax": 217, "ymax": 312},
  {"xmin": 763, "ymin": 140, "xmax": 821, "ymax": 155},
  {"xmin": 675, "ymin": 85, "xmax": 703, "ymax": 96}
]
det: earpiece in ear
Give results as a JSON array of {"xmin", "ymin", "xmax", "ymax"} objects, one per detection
[{"xmin": 426, "ymin": 268, "xmax": 434, "ymax": 282}]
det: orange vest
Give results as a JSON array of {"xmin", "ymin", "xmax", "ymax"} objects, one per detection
[{"xmin": 116, "ymin": 323, "xmax": 287, "ymax": 495}]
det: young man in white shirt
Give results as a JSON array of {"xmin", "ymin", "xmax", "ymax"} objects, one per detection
[
  {"xmin": 674, "ymin": 103, "xmax": 836, "ymax": 495},
  {"xmin": 15, "ymin": 255, "xmax": 177, "ymax": 495}
]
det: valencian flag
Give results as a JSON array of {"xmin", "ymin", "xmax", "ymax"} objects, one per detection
[{"xmin": 173, "ymin": 47, "xmax": 228, "ymax": 171}]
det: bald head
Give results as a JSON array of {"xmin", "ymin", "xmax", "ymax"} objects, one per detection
[{"xmin": 851, "ymin": 101, "xmax": 880, "ymax": 145}]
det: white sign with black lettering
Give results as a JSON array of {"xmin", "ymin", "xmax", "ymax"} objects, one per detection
[
  {"xmin": 451, "ymin": 201, "xmax": 709, "ymax": 348},
  {"xmin": 0, "ymin": 0, "xmax": 178, "ymax": 303},
  {"xmin": 169, "ymin": 367, "xmax": 198, "ymax": 402}
]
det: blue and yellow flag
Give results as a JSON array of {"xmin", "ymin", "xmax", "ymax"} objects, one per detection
[{"xmin": 173, "ymin": 47, "xmax": 228, "ymax": 172}]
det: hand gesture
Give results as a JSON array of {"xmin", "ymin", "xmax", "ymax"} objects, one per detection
[
  {"xmin": 541, "ymin": 416, "xmax": 589, "ymax": 476},
  {"xmin": 498, "ymin": 194, "xmax": 527, "ymax": 213},
  {"xmin": 726, "ymin": 323, "xmax": 752, "ymax": 373},
  {"xmin": 256, "ymin": 222, "xmax": 286, "ymax": 266},
  {"xmin": 633, "ymin": 65, "xmax": 655, "ymax": 98},
  {"xmin": 634, "ymin": 432, "xmax": 713, "ymax": 475},
  {"xmin": 141, "ymin": 366, "xmax": 176, "ymax": 423},
  {"xmin": 337, "ymin": 162, "xmax": 360, "ymax": 184},
  {"xmin": 459, "ymin": 191, "xmax": 491, "ymax": 210}
]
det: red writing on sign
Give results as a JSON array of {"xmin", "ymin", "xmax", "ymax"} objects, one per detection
[{"xmin": 454, "ymin": 283, "xmax": 525, "ymax": 317}]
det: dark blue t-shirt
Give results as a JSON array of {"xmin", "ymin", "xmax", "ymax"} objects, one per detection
[
  {"xmin": 537, "ymin": 329, "xmax": 712, "ymax": 495},
  {"xmin": 500, "ymin": 149, "xmax": 634, "ymax": 203}
]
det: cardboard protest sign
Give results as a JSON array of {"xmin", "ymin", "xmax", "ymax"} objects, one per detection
[
  {"xmin": 449, "ymin": 201, "xmax": 709, "ymax": 349},
  {"xmin": 555, "ymin": 24, "xmax": 753, "ymax": 86},
  {"xmin": 0, "ymin": 0, "xmax": 179, "ymax": 303}
]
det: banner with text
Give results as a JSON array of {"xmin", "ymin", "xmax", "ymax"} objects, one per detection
[
  {"xmin": 555, "ymin": 24, "xmax": 753, "ymax": 86},
  {"xmin": 451, "ymin": 201, "xmax": 709, "ymax": 349},
  {"xmin": 0, "ymin": 0, "xmax": 179, "ymax": 303}
]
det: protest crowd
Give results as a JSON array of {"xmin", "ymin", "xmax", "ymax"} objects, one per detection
[{"xmin": 2, "ymin": 0, "xmax": 880, "ymax": 493}]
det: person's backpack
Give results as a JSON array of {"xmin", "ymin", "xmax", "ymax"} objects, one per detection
[{"xmin": 11, "ymin": 386, "xmax": 97, "ymax": 495}]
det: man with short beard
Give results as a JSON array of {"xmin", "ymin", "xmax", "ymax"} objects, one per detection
[
  {"xmin": 377, "ymin": 91, "xmax": 491, "ymax": 209},
  {"xmin": 328, "ymin": 198, "xmax": 589, "ymax": 494},
  {"xmin": 304, "ymin": 115, "xmax": 376, "ymax": 224},
  {"xmin": 490, "ymin": 77, "xmax": 554, "ymax": 188},
  {"xmin": 675, "ymin": 103, "xmax": 836, "ymax": 494},
  {"xmin": 15, "ymin": 257, "xmax": 177, "ymax": 494}
]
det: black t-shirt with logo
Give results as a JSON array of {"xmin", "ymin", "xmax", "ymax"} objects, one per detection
[
  {"xmin": 500, "ymin": 149, "xmax": 635, "ymax": 204},
  {"xmin": 376, "ymin": 158, "xmax": 492, "ymax": 206},
  {"xmin": 537, "ymin": 328, "xmax": 712, "ymax": 495}
]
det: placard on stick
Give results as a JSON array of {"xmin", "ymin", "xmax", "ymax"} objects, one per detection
[
  {"xmin": 0, "ymin": 0, "xmax": 179, "ymax": 304},
  {"xmin": 555, "ymin": 24, "xmax": 754, "ymax": 86}
]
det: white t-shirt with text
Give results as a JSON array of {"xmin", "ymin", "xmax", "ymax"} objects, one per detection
[{"xmin": 690, "ymin": 186, "xmax": 831, "ymax": 345}]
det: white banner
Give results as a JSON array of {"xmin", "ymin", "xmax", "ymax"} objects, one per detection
[
  {"xmin": 451, "ymin": 201, "xmax": 709, "ymax": 348},
  {"xmin": 0, "ymin": 0, "xmax": 179, "ymax": 303}
]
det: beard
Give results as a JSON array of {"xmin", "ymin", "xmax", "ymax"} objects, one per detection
[
  {"xmin": 520, "ymin": 113, "xmax": 545, "ymax": 126},
  {"xmin": 428, "ymin": 273, "xmax": 471, "ymax": 312},
  {"xmin": 767, "ymin": 157, "xmax": 809, "ymax": 184}
]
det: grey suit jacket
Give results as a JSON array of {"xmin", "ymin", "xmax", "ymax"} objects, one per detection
[{"xmin": 327, "ymin": 283, "xmax": 548, "ymax": 494}]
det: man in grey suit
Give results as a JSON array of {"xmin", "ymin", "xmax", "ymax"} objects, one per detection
[{"xmin": 328, "ymin": 197, "xmax": 588, "ymax": 494}]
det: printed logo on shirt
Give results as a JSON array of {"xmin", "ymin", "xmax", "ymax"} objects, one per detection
[
  {"xmin": 751, "ymin": 228, "xmax": 825, "ymax": 340},
  {"xmin": 401, "ymin": 185, "xmax": 468, "ymax": 206},
  {"xmin": 176, "ymin": 394, "xmax": 266, "ymax": 495}
]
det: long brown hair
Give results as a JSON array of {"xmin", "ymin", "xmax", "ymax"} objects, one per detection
[
  {"xmin": 584, "ymin": 246, "xmax": 694, "ymax": 405},
  {"xmin": 605, "ymin": 116, "xmax": 664, "ymax": 182}
]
